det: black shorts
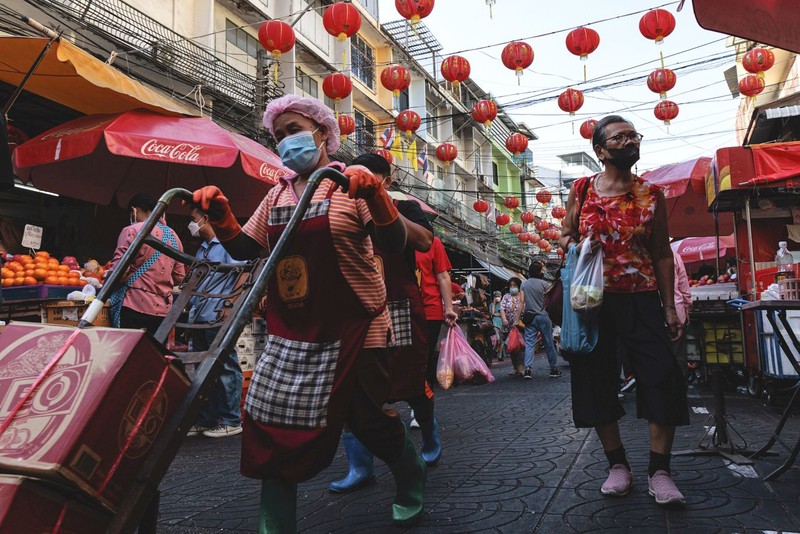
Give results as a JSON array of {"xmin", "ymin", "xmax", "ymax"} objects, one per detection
[{"xmin": 569, "ymin": 291, "xmax": 689, "ymax": 428}]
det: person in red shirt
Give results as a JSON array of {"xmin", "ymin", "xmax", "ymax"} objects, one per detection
[{"xmin": 416, "ymin": 236, "xmax": 459, "ymax": 386}]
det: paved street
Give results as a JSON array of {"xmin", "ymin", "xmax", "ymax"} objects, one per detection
[{"xmin": 157, "ymin": 354, "xmax": 800, "ymax": 533}]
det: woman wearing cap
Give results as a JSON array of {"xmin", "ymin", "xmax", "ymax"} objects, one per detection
[{"xmin": 192, "ymin": 95, "xmax": 425, "ymax": 530}]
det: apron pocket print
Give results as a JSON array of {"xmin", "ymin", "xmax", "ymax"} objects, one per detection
[
  {"xmin": 245, "ymin": 335, "xmax": 341, "ymax": 429},
  {"xmin": 388, "ymin": 299, "xmax": 412, "ymax": 347}
]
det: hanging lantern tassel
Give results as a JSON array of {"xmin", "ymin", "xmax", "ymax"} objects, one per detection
[{"xmin": 273, "ymin": 54, "xmax": 280, "ymax": 85}]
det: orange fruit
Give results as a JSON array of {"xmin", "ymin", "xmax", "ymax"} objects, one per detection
[
  {"xmin": 33, "ymin": 269, "xmax": 47, "ymax": 281},
  {"xmin": 7, "ymin": 262, "xmax": 23, "ymax": 273},
  {"xmin": 35, "ymin": 251, "xmax": 49, "ymax": 259},
  {"xmin": 24, "ymin": 268, "xmax": 35, "ymax": 277},
  {"xmin": 13, "ymin": 277, "xmax": 25, "ymax": 286},
  {"xmin": 67, "ymin": 270, "xmax": 80, "ymax": 278},
  {"xmin": 57, "ymin": 264, "xmax": 70, "ymax": 273},
  {"xmin": 1, "ymin": 278, "xmax": 12, "ymax": 287},
  {"xmin": 23, "ymin": 276, "xmax": 37, "ymax": 286},
  {"xmin": 18, "ymin": 255, "xmax": 33, "ymax": 265},
  {"xmin": 1, "ymin": 268, "xmax": 12, "ymax": 279},
  {"xmin": 78, "ymin": 279, "xmax": 89, "ymax": 286},
  {"xmin": 44, "ymin": 276, "xmax": 59, "ymax": 285},
  {"xmin": 57, "ymin": 277, "xmax": 68, "ymax": 286},
  {"xmin": 47, "ymin": 258, "xmax": 59, "ymax": 267}
]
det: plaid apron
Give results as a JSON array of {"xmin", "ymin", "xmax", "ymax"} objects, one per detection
[
  {"xmin": 241, "ymin": 181, "xmax": 376, "ymax": 482},
  {"xmin": 373, "ymin": 200, "xmax": 429, "ymax": 401}
]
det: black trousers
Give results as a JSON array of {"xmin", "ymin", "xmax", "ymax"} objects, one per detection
[
  {"xmin": 120, "ymin": 306, "xmax": 164, "ymax": 337},
  {"xmin": 425, "ymin": 320, "xmax": 443, "ymax": 386}
]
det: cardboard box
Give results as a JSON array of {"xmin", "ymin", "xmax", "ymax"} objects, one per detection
[
  {"xmin": 0, "ymin": 475, "xmax": 111, "ymax": 534},
  {"xmin": 0, "ymin": 323, "xmax": 190, "ymax": 512},
  {"xmin": 41, "ymin": 301, "xmax": 111, "ymax": 327}
]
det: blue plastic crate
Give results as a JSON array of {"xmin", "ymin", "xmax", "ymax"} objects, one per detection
[{"xmin": 1, "ymin": 284, "xmax": 75, "ymax": 301}]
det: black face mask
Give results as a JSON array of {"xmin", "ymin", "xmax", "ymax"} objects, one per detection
[{"xmin": 604, "ymin": 145, "xmax": 640, "ymax": 169}]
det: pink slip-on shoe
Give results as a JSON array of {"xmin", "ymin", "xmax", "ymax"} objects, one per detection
[
  {"xmin": 600, "ymin": 464, "xmax": 632, "ymax": 496},
  {"xmin": 648, "ymin": 470, "xmax": 686, "ymax": 505}
]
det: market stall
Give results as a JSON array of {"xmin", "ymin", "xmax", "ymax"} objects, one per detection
[{"xmin": 705, "ymin": 142, "xmax": 800, "ymax": 398}]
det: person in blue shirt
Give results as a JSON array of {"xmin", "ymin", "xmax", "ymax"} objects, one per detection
[{"xmin": 186, "ymin": 206, "xmax": 246, "ymax": 439}]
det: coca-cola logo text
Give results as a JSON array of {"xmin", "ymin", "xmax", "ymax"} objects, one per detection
[
  {"xmin": 140, "ymin": 139, "xmax": 202, "ymax": 162},
  {"xmin": 40, "ymin": 119, "xmax": 115, "ymax": 141},
  {"xmin": 259, "ymin": 163, "xmax": 287, "ymax": 180}
]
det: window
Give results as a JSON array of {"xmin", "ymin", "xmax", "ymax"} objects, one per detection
[
  {"xmin": 351, "ymin": 35, "xmax": 375, "ymax": 89},
  {"xmin": 354, "ymin": 109, "xmax": 376, "ymax": 150},
  {"xmin": 397, "ymin": 89, "xmax": 410, "ymax": 111},
  {"xmin": 295, "ymin": 68, "xmax": 318, "ymax": 99},
  {"xmin": 226, "ymin": 19, "xmax": 259, "ymax": 57},
  {"xmin": 426, "ymin": 99, "xmax": 438, "ymax": 140},
  {"xmin": 520, "ymin": 176, "xmax": 527, "ymax": 207},
  {"xmin": 492, "ymin": 162, "xmax": 499, "ymax": 186}
]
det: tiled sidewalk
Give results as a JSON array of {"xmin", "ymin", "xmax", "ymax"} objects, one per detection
[{"xmin": 157, "ymin": 355, "xmax": 800, "ymax": 533}]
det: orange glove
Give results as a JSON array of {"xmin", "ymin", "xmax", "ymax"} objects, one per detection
[
  {"xmin": 344, "ymin": 165, "xmax": 398, "ymax": 227},
  {"xmin": 192, "ymin": 186, "xmax": 241, "ymax": 242}
]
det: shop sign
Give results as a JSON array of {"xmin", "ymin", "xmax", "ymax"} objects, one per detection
[{"xmin": 21, "ymin": 224, "xmax": 42, "ymax": 250}]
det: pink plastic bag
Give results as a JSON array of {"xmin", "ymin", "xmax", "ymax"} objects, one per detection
[{"xmin": 438, "ymin": 327, "xmax": 495, "ymax": 388}]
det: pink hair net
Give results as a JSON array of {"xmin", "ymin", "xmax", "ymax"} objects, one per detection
[{"xmin": 263, "ymin": 94, "xmax": 341, "ymax": 154}]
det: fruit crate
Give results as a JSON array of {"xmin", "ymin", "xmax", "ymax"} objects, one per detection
[{"xmin": 1, "ymin": 284, "xmax": 75, "ymax": 301}]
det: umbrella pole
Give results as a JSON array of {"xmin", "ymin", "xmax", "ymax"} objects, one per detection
[
  {"xmin": 715, "ymin": 213, "xmax": 721, "ymax": 278},
  {"xmin": 2, "ymin": 17, "xmax": 60, "ymax": 117},
  {"xmin": 744, "ymin": 196, "xmax": 758, "ymax": 299}
]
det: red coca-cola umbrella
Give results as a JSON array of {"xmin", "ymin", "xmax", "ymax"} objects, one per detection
[
  {"xmin": 671, "ymin": 235, "xmax": 736, "ymax": 264},
  {"xmin": 13, "ymin": 109, "xmax": 288, "ymax": 214}
]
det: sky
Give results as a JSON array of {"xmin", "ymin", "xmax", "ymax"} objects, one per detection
[{"xmin": 376, "ymin": 0, "xmax": 742, "ymax": 173}]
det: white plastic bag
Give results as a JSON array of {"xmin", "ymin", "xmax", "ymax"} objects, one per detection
[{"xmin": 570, "ymin": 239, "xmax": 604, "ymax": 313}]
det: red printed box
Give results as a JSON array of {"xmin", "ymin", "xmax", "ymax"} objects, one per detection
[
  {"xmin": 0, "ymin": 475, "xmax": 111, "ymax": 533},
  {"xmin": 0, "ymin": 323, "xmax": 190, "ymax": 512}
]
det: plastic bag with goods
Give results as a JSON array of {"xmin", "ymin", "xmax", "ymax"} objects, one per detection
[
  {"xmin": 437, "ymin": 327, "xmax": 495, "ymax": 389},
  {"xmin": 570, "ymin": 238, "xmax": 604, "ymax": 313}
]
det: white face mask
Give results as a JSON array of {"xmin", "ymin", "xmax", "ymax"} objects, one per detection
[
  {"xmin": 494, "ymin": 297, "xmax": 501, "ymax": 303},
  {"xmin": 188, "ymin": 221, "xmax": 201, "ymax": 237}
]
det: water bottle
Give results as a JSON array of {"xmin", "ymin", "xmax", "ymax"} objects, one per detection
[{"xmin": 775, "ymin": 241, "xmax": 795, "ymax": 283}]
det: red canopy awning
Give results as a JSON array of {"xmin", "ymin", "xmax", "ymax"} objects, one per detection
[
  {"xmin": 642, "ymin": 157, "xmax": 733, "ymax": 239},
  {"xmin": 691, "ymin": 0, "xmax": 800, "ymax": 54}
]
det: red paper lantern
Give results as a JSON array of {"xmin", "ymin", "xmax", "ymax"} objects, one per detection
[
  {"xmin": 565, "ymin": 27, "xmax": 600, "ymax": 60},
  {"xmin": 495, "ymin": 213, "xmax": 510, "ymax": 226},
  {"xmin": 535, "ymin": 219, "xmax": 549, "ymax": 232},
  {"xmin": 647, "ymin": 68, "xmax": 676, "ymax": 98},
  {"xmin": 509, "ymin": 223, "xmax": 523, "ymax": 235},
  {"xmin": 738, "ymin": 74, "xmax": 765, "ymax": 98},
  {"xmin": 505, "ymin": 133, "xmax": 528, "ymax": 156},
  {"xmin": 540, "ymin": 241, "xmax": 552, "ymax": 252},
  {"xmin": 557, "ymin": 88, "xmax": 584, "ymax": 116},
  {"xmin": 322, "ymin": 72, "xmax": 353, "ymax": 102},
  {"xmin": 396, "ymin": 110, "xmax": 421, "ymax": 137},
  {"xmin": 380, "ymin": 65, "xmax": 411, "ymax": 97},
  {"xmin": 536, "ymin": 190, "xmax": 552, "ymax": 204},
  {"xmin": 530, "ymin": 233, "xmax": 541, "ymax": 243},
  {"xmin": 440, "ymin": 55, "xmax": 471, "ymax": 89},
  {"xmin": 743, "ymin": 47, "xmax": 775, "ymax": 79},
  {"xmin": 501, "ymin": 41, "xmax": 534, "ymax": 83},
  {"xmin": 518, "ymin": 232, "xmax": 531, "ymax": 243},
  {"xmin": 395, "ymin": 0, "xmax": 434, "ymax": 24},
  {"xmin": 579, "ymin": 119, "xmax": 597, "ymax": 140},
  {"xmin": 435, "ymin": 143, "xmax": 458, "ymax": 165},
  {"xmin": 504, "ymin": 196, "xmax": 520, "ymax": 210},
  {"xmin": 473, "ymin": 199, "xmax": 490, "ymax": 213},
  {"xmin": 373, "ymin": 148, "xmax": 393, "ymax": 164},
  {"xmin": 520, "ymin": 211, "xmax": 535, "ymax": 225},
  {"xmin": 338, "ymin": 114, "xmax": 355, "ymax": 141},
  {"xmin": 552, "ymin": 206, "xmax": 566, "ymax": 219},
  {"xmin": 258, "ymin": 21, "xmax": 296, "ymax": 57},
  {"xmin": 639, "ymin": 9, "xmax": 676, "ymax": 44},
  {"xmin": 654, "ymin": 100, "xmax": 679, "ymax": 125},
  {"xmin": 471, "ymin": 99, "xmax": 498, "ymax": 129},
  {"xmin": 322, "ymin": 2, "xmax": 362, "ymax": 42}
]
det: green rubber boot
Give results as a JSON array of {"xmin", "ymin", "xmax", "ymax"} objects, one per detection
[
  {"xmin": 387, "ymin": 427, "xmax": 427, "ymax": 526},
  {"xmin": 259, "ymin": 479, "xmax": 297, "ymax": 534}
]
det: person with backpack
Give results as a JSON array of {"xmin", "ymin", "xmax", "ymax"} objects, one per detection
[{"xmin": 519, "ymin": 261, "xmax": 561, "ymax": 379}]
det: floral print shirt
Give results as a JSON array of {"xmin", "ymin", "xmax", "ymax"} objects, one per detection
[
  {"xmin": 578, "ymin": 176, "xmax": 659, "ymax": 293},
  {"xmin": 500, "ymin": 293, "xmax": 521, "ymax": 331}
]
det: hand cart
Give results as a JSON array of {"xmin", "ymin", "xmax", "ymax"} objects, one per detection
[{"xmin": 0, "ymin": 167, "xmax": 350, "ymax": 533}]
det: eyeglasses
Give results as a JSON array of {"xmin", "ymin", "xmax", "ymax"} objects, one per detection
[{"xmin": 605, "ymin": 132, "xmax": 644, "ymax": 145}]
